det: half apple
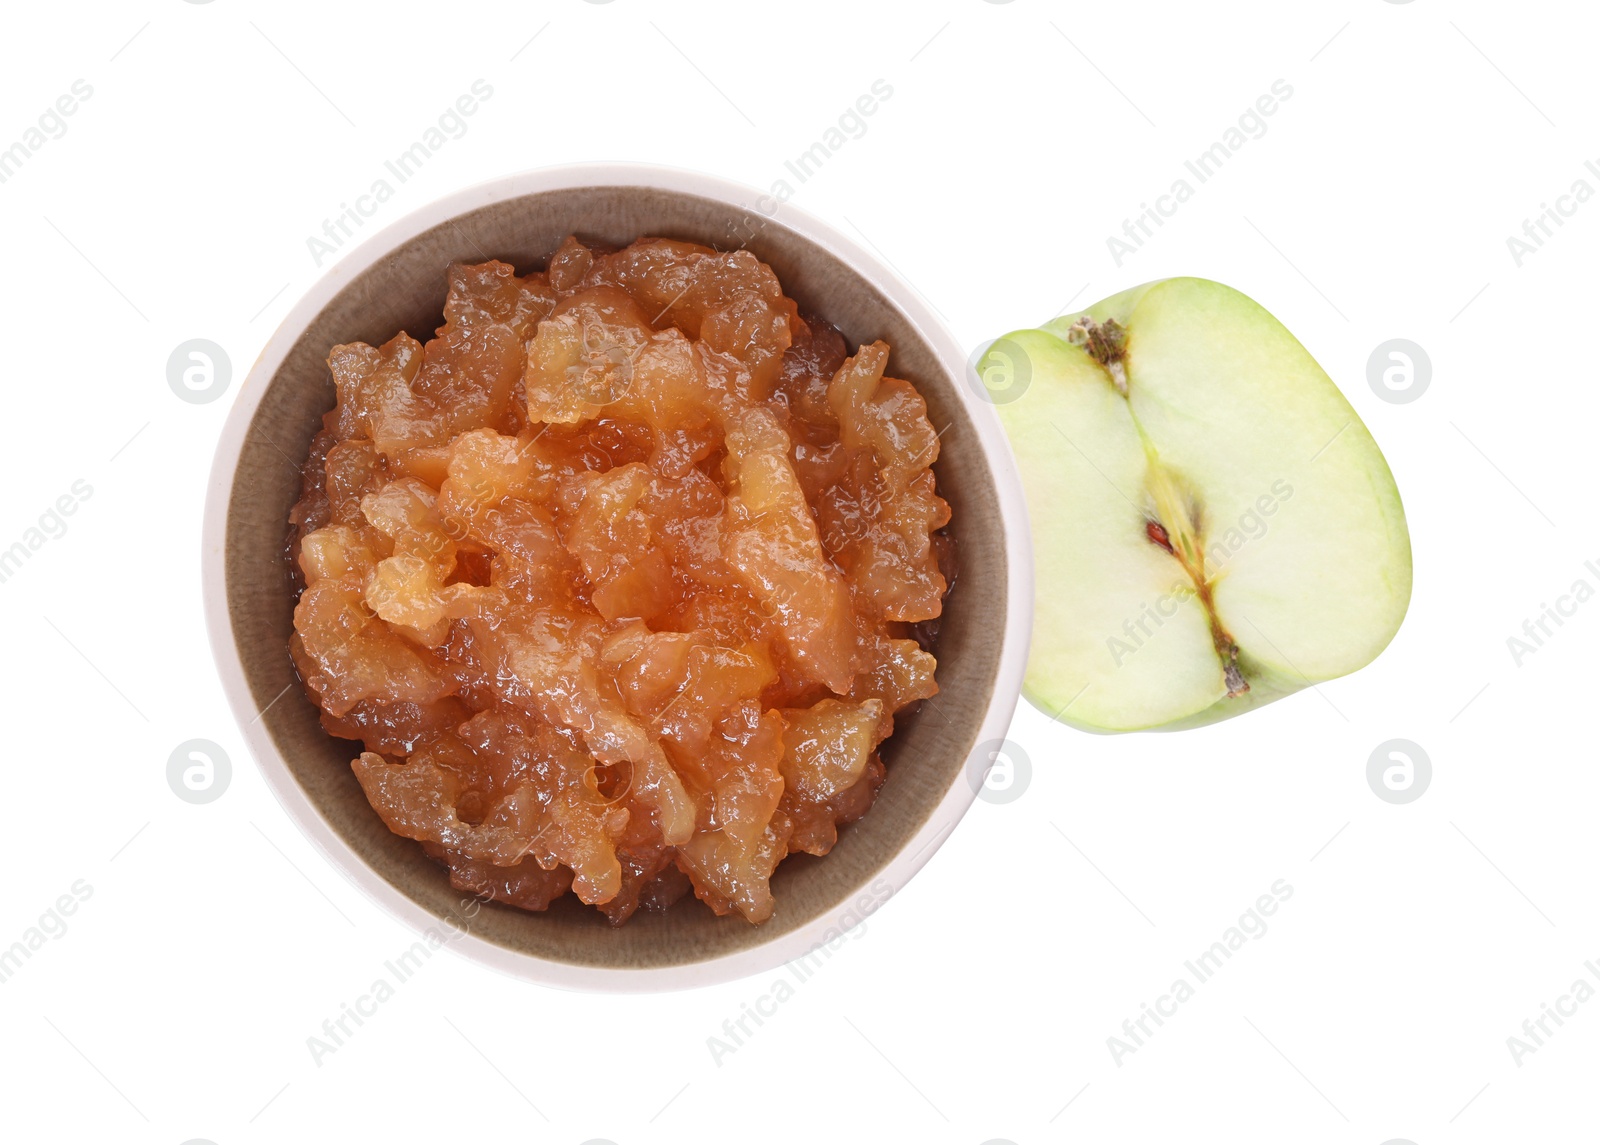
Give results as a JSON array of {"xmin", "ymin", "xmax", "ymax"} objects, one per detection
[{"xmin": 978, "ymin": 278, "xmax": 1411, "ymax": 732}]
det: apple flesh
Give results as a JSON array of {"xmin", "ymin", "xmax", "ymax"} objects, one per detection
[{"xmin": 980, "ymin": 278, "xmax": 1411, "ymax": 732}]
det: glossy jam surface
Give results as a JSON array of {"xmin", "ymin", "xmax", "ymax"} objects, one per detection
[{"xmin": 288, "ymin": 236, "xmax": 952, "ymax": 924}]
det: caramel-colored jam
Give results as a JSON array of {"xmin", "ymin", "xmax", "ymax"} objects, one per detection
[{"xmin": 288, "ymin": 236, "xmax": 952, "ymax": 924}]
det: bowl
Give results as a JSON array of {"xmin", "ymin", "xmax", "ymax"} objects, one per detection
[{"xmin": 202, "ymin": 163, "xmax": 1032, "ymax": 991}]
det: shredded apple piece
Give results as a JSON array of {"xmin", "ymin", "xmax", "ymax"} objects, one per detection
[{"xmin": 288, "ymin": 236, "xmax": 952, "ymax": 925}]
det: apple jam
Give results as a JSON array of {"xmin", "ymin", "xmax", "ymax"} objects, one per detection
[{"xmin": 287, "ymin": 236, "xmax": 953, "ymax": 925}]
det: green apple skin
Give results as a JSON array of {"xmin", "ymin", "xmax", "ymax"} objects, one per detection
[{"xmin": 980, "ymin": 278, "xmax": 1412, "ymax": 733}]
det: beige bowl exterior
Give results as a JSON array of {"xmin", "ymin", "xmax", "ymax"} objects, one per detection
[{"xmin": 202, "ymin": 164, "xmax": 1032, "ymax": 991}]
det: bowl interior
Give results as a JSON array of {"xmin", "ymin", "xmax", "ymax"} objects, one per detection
[{"xmin": 224, "ymin": 183, "xmax": 1009, "ymax": 971}]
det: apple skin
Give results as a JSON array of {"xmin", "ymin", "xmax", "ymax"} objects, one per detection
[{"xmin": 980, "ymin": 278, "xmax": 1412, "ymax": 734}]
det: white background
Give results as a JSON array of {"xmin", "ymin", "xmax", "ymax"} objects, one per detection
[{"xmin": 2, "ymin": 1, "xmax": 1596, "ymax": 1142}]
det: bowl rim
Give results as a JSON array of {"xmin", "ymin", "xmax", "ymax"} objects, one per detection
[{"xmin": 201, "ymin": 161, "xmax": 1034, "ymax": 991}]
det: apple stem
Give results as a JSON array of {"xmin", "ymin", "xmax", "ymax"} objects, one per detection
[{"xmin": 1065, "ymin": 316, "xmax": 1130, "ymax": 396}]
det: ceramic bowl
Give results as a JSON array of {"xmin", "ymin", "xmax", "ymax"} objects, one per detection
[{"xmin": 202, "ymin": 163, "xmax": 1032, "ymax": 991}]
